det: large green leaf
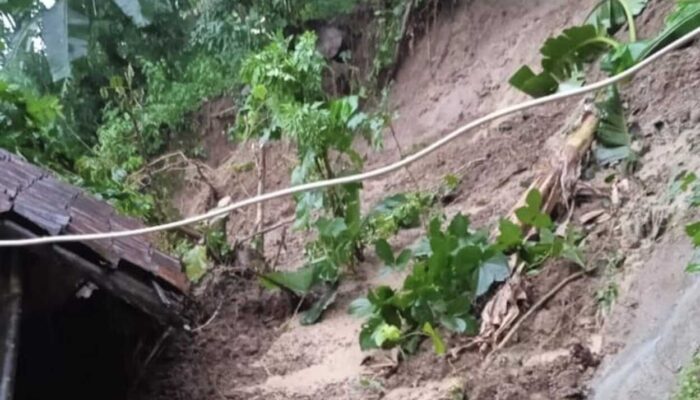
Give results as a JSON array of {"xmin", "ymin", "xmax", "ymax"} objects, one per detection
[
  {"xmin": 375, "ymin": 238, "xmax": 395, "ymax": 266},
  {"xmin": 587, "ymin": 0, "xmax": 649, "ymax": 33},
  {"xmin": 596, "ymin": 86, "xmax": 630, "ymax": 147},
  {"xmin": 540, "ymin": 25, "xmax": 612, "ymax": 80},
  {"xmin": 113, "ymin": 0, "xmax": 150, "ymax": 27},
  {"xmin": 476, "ymin": 253, "xmax": 510, "ymax": 296},
  {"xmin": 595, "ymin": 86, "xmax": 635, "ymax": 166},
  {"xmin": 422, "ymin": 322, "xmax": 446, "ymax": 355},
  {"xmin": 182, "ymin": 245, "xmax": 209, "ymax": 283},
  {"xmin": 300, "ymin": 286, "xmax": 338, "ymax": 325},
  {"xmin": 41, "ymin": 0, "xmax": 89, "ymax": 81},
  {"xmin": 638, "ymin": 2, "xmax": 700, "ymax": 60},
  {"xmin": 510, "ymin": 25, "xmax": 616, "ymax": 97},
  {"xmin": 348, "ymin": 297, "xmax": 374, "ymax": 318},
  {"xmin": 687, "ymin": 222, "xmax": 700, "ymax": 246},
  {"xmin": 0, "ymin": 0, "xmax": 34, "ymax": 13},
  {"xmin": 600, "ymin": 41, "xmax": 648, "ymax": 75},
  {"xmin": 113, "ymin": 0, "xmax": 173, "ymax": 26},
  {"xmin": 261, "ymin": 266, "xmax": 317, "ymax": 296},
  {"xmin": 509, "ymin": 66, "xmax": 559, "ymax": 98}
]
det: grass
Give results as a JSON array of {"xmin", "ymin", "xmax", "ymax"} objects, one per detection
[{"xmin": 675, "ymin": 353, "xmax": 700, "ymax": 400}]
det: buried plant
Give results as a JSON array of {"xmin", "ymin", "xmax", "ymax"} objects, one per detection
[{"xmin": 351, "ymin": 190, "xmax": 585, "ymax": 354}]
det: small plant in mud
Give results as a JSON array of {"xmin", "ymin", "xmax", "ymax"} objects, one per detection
[
  {"xmin": 674, "ymin": 352, "xmax": 700, "ymax": 400},
  {"xmin": 363, "ymin": 192, "xmax": 436, "ymax": 243},
  {"xmin": 351, "ymin": 190, "xmax": 585, "ymax": 354},
  {"xmin": 511, "ymin": 0, "xmax": 700, "ymax": 168},
  {"xmin": 672, "ymin": 171, "xmax": 700, "ymax": 272},
  {"xmin": 235, "ymin": 31, "xmax": 390, "ymax": 323}
]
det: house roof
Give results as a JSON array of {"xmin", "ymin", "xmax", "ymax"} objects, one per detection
[{"xmin": 0, "ymin": 148, "xmax": 189, "ymax": 294}]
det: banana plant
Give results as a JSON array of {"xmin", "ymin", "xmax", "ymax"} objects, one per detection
[{"xmin": 1, "ymin": 0, "xmax": 176, "ymax": 81}]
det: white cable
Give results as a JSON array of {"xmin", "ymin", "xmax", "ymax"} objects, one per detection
[{"xmin": 2, "ymin": 27, "xmax": 699, "ymax": 247}]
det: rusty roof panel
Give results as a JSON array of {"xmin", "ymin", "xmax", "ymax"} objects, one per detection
[{"xmin": 0, "ymin": 150, "xmax": 188, "ymax": 294}]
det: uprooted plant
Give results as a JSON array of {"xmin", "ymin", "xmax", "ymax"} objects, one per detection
[{"xmin": 351, "ymin": 189, "xmax": 585, "ymax": 355}]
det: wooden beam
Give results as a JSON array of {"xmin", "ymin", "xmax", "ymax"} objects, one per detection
[
  {"xmin": 0, "ymin": 221, "xmax": 185, "ymax": 326},
  {"xmin": 0, "ymin": 249, "xmax": 21, "ymax": 400}
]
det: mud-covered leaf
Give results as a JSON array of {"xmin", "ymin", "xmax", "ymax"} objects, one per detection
[
  {"xmin": 477, "ymin": 253, "xmax": 510, "ymax": 296},
  {"xmin": 300, "ymin": 286, "xmax": 338, "ymax": 325},
  {"xmin": 182, "ymin": 245, "xmax": 209, "ymax": 283},
  {"xmin": 261, "ymin": 265, "xmax": 317, "ymax": 296},
  {"xmin": 595, "ymin": 146, "xmax": 632, "ymax": 166},
  {"xmin": 422, "ymin": 322, "xmax": 446, "ymax": 355},
  {"xmin": 601, "ymin": 41, "xmax": 648, "ymax": 74}
]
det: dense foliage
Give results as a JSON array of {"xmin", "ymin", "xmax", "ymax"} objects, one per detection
[
  {"xmin": 0, "ymin": 0, "xmax": 401, "ymax": 217},
  {"xmin": 352, "ymin": 190, "xmax": 584, "ymax": 353}
]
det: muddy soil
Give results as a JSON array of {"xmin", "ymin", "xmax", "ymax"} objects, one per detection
[
  {"xmin": 137, "ymin": 0, "xmax": 700, "ymax": 399},
  {"xmin": 134, "ymin": 269, "xmax": 294, "ymax": 400}
]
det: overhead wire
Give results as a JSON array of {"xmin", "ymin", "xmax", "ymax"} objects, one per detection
[{"xmin": 1, "ymin": 27, "xmax": 699, "ymax": 247}]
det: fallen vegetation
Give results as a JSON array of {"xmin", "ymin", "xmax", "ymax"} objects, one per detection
[{"xmin": 3, "ymin": 0, "xmax": 700, "ymax": 398}]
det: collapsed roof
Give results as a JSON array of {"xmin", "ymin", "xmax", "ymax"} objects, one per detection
[{"xmin": 0, "ymin": 148, "xmax": 189, "ymax": 323}]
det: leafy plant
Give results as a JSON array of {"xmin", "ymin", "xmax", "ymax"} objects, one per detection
[
  {"xmin": 236, "ymin": 32, "xmax": 389, "ymax": 322},
  {"xmin": 182, "ymin": 245, "xmax": 210, "ymax": 283},
  {"xmin": 594, "ymin": 86, "xmax": 637, "ymax": 167},
  {"xmin": 375, "ymin": 239, "xmax": 413, "ymax": 271},
  {"xmin": 363, "ymin": 192, "xmax": 435, "ymax": 242},
  {"xmin": 511, "ymin": 1, "xmax": 700, "ymax": 174},
  {"xmin": 674, "ymin": 352, "xmax": 700, "ymax": 400},
  {"xmin": 510, "ymin": 0, "xmax": 648, "ymax": 97},
  {"xmin": 352, "ymin": 190, "xmax": 585, "ymax": 354},
  {"xmin": 674, "ymin": 170, "xmax": 700, "ymax": 272}
]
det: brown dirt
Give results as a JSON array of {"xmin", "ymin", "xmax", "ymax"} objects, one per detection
[
  {"xmin": 134, "ymin": 268, "xmax": 295, "ymax": 400},
  {"xmin": 136, "ymin": 0, "xmax": 700, "ymax": 399}
]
